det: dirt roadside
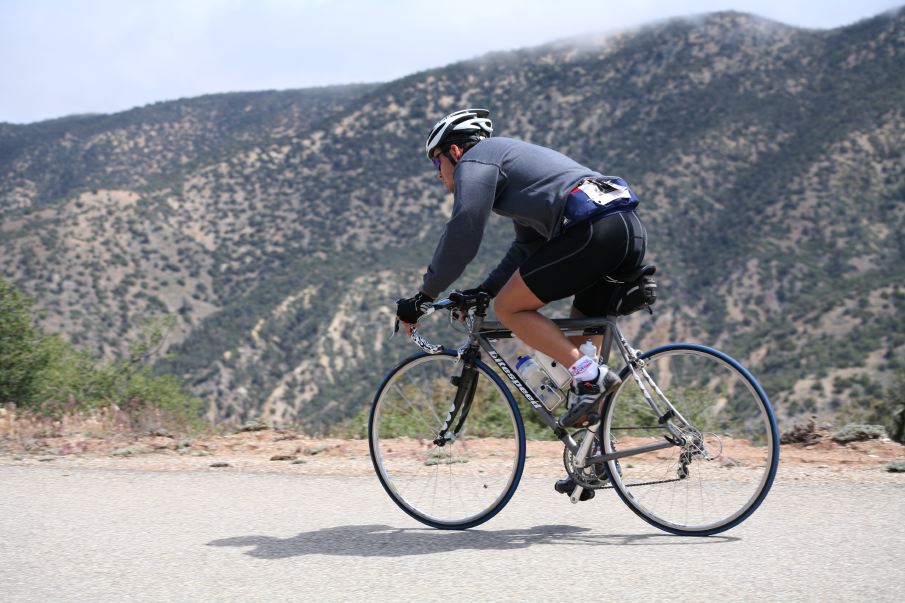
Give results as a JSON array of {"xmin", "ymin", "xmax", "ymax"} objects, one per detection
[{"xmin": 1, "ymin": 426, "xmax": 903, "ymax": 482}]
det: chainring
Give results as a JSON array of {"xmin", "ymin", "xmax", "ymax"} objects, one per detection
[{"xmin": 562, "ymin": 429, "xmax": 614, "ymax": 489}]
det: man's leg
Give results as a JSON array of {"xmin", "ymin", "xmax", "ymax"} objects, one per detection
[
  {"xmin": 494, "ymin": 271, "xmax": 582, "ymax": 368},
  {"xmin": 496, "ymin": 272, "xmax": 607, "ymax": 502}
]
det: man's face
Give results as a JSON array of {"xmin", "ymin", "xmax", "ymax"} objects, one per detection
[{"xmin": 432, "ymin": 147, "xmax": 457, "ymax": 194}]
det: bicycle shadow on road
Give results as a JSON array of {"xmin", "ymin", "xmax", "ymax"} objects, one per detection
[{"xmin": 208, "ymin": 524, "xmax": 737, "ymax": 559}]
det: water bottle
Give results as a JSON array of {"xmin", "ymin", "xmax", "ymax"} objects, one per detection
[
  {"xmin": 516, "ymin": 356, "xmax": 564, "ymax": 410},
  {"xmin": 533, "ymin": 350, "xmax": 572, "ymax": 389},
  {"xmin": 579, "ymin": 340, "xmax": 598, "ymax": 363}
]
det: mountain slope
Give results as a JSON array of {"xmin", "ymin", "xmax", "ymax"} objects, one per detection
[
  {"xmin": 0, "ymin": 84, "xmax": 378, "ymax": 211},
  {"xmin": 2, "ymin": 9, "xmax": 903, "ymax": 430}
]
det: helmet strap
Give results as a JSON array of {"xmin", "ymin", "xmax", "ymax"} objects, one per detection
[{"xmin": 442, "ymin": 148, "xmax": 458, "ymax": 167}]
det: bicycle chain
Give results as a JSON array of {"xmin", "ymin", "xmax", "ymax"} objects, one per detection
[
  {"xmin": 596, "ymin": 477, "xmax": 683, "ymax": 490},
  {"xmin": 565, "ymin": 430, "xmax": 685, "ymax": 490}
]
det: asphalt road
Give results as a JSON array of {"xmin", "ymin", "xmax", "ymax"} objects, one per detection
[{"xmin": 1, "ymin": 465, "xmax": 903, "ymax": 602}]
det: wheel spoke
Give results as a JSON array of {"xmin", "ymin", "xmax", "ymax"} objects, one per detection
[
  {"xmin": 604, "ymin": 345, "xmax": 778, "ymax": 535},
  {"xmin": 370, "ymin": 354, "xmax": 524, "ymax": 529},
  {"xmin": 385, "ymin": 388, "xmax": 439, "ymax": 435},
  {"xmin": 401, "ymin": 371, "xmax": 446, "ymax": 426}
]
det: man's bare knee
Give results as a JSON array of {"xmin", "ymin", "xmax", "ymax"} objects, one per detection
[
  {"xmin": 494, "ymin": 300, "xmax": 516, "ymax": 323},
  {"xmin": 494, "ymin": 290, "xmax": 518, "ymax": 316}
]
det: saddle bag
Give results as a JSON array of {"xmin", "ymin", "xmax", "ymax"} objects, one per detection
[{"xmin": 607, "ymin": 265, "xmax": 658, "ymax": 316}]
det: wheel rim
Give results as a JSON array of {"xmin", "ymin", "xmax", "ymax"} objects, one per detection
[
  {"xmin": 604, "ymin": 347, "xmax": 777, "ymax": 533},
  {"xmin": 371, "ymin": 355, "xmax": 523, "ymax": 527}
]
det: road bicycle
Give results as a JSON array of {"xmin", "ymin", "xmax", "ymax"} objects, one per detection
[{"xmin": 368, "ymin": 267, "xmax": 779, "ymax": 535}]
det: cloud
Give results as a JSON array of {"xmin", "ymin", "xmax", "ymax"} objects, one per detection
[{"xmin": 1, "ymin": 0, "xmax": 901, "ymax": 123}]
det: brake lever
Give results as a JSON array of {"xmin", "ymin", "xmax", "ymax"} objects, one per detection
[{"xmin": 391, "ymin": 297, "xmax": 441, "ymax": 353}]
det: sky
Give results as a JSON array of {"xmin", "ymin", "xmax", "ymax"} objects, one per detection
[{"xmin": 1, "ymin": 0, "xmax": 902, "ymax": 124}]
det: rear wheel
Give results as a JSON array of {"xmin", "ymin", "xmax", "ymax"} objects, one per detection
[
  {"xmin": 602, "ymin": 344, "xmax": 778, "ymax": 536},
  {"xmin": 369, "ymin": 351, "xmax": 526, "ymax": 529}
]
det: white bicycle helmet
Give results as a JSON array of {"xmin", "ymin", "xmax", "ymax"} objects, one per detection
[{"xmin": 425, "ymin": 108, "xmax": 493, "ymax": 159}]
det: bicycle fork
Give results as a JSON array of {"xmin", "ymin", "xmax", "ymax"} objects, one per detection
[{"xmin": 433, "ymin": 363, "xmax": 479, "ymax": 446}]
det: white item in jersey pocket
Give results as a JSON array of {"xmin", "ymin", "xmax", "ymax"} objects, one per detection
[{"xmin": 577, "ymin": 179, "xmax": 633, "ymax": 206}]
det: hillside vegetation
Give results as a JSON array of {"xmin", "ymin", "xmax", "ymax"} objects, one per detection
[
  {"xmin": 0, "ymin": 278, "xmax": 201, "ymax": 429},
  {"xmin": 1, "ymin": 10, "xmax": 904, "ymax": 432}
]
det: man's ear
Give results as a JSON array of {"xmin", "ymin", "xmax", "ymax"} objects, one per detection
[{"xmin": 450, "ymin": 144, "xmax": 465, "ymax": 162}]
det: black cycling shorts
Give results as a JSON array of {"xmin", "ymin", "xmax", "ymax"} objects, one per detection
[{"xmin": 520, "ymin": 210, "xmax": 646, "ymax": 316}]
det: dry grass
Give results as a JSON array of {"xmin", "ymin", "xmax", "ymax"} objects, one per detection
[
  {"xmin": 0, "ymin": 404, "xmax": 203, "ymax": 443},
  {"xmin": 1, "ymin": 406, "xmax": 903, "ymax": 484}
]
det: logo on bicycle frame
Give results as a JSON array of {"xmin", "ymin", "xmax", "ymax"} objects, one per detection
[{"xmin": 487, "ymin": 350, "xmax": 543, "ymax": 410}]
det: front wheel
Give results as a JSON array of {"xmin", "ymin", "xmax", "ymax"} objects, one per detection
[
  {"xmin": 602, "ymin": 344, "xmax": 779, "ymax": 536},
  {"xmin": 369, "ymin": 351, "xmax": 526, "ymax": 529}
]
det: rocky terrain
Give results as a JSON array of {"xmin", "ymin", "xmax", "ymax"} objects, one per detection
[
  {"xmin": 1, "ymin": 407, "xmax": 901, "ymax": 481},
  {"xmin": 2, "ymin": 423, "xmax": 903, "ymax": 482}
]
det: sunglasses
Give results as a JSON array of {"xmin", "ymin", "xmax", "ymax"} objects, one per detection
[{"xmin": 431, "ymin": 155, "xmax": 442, "ymax": 172}]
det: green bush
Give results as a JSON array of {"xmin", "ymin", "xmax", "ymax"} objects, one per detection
[
  {"xmin": 831, "ymin": 424, "xmax": 887, "ymax": 443},
  {"xmin": 0, "ymin": 279, "xmax": 54, "ymax": 404},
  {"xmin": 833, "ymin": 369, "xmax": 905, "ymax": 444},
  {"xmin": 0, "ymin": 278, "xmax": 203, "ymax": 430}
]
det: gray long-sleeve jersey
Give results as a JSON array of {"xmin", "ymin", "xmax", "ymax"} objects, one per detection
[{"xmin": 421, "ymin": 137, "xmax": 603, "ymax": 299}]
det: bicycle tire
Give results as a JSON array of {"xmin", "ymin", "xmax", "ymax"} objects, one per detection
[
  {"xmin": 602, "ymin": 343, "xmax": 779, "ymax": 536},
  {"xmin": 369, "ymin": 351, "xmax": 526, "ymax": 529}
]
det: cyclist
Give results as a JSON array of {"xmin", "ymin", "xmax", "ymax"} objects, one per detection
[{"xmin": 396, "ymin": 108, "xmax": 647, "ymax": 431}]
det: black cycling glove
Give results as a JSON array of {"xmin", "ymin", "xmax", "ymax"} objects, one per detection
[{"xmin": 396, "ymin": 292, "xmax": 435, "ymax": 325}]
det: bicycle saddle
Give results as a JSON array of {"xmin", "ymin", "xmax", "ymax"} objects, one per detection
[{"xmin": 609, "ymin": 263, "xmax": 656, "ymax": 284}]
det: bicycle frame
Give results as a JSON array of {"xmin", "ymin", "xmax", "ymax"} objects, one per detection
[
  {"xmin": 476, "ymin": 317, "xmax": 679, "ymax": 464},
  {"xmin": 414, "ymin": 299, "xmax": 684, "ymax": 479},
  {"xmin": 382, "ymin": 292, "xmax": 778, "ymax": 530}
]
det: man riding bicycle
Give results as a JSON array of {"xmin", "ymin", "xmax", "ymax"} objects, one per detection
[{"xmin": 395, "ymin": 108, "xmax": 648, "ymax": 434}]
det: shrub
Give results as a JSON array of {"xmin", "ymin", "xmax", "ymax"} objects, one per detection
[
  {"xmin": 239, "ymin": 418, "xmax": 268, "ymax": 432},
  {"xmin": 831, "ymin": 424, "xmax": 887, "ymax": 443},
  {"xmin": 0, "ymin": 278, "xmax": 203, "ymax": 431},
  {"xmin": 780, "ymin": 416, "xmax": 822, "ymax": 445},
  {"xmin": 0, "ymin": 279, "xmax": 53, "ymax": 404}
]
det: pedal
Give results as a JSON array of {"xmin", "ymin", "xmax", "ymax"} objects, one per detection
[
  {"xmin": 554, "ymin": 478, "xmax": 594, "ymax": 502},
  {"xmin": 570, "ymin": 485, "xmax": 594, "ymax": 504},
  {"xmin": 554, "ymin": 477, "xmax": 575, "ymax": 495}
]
